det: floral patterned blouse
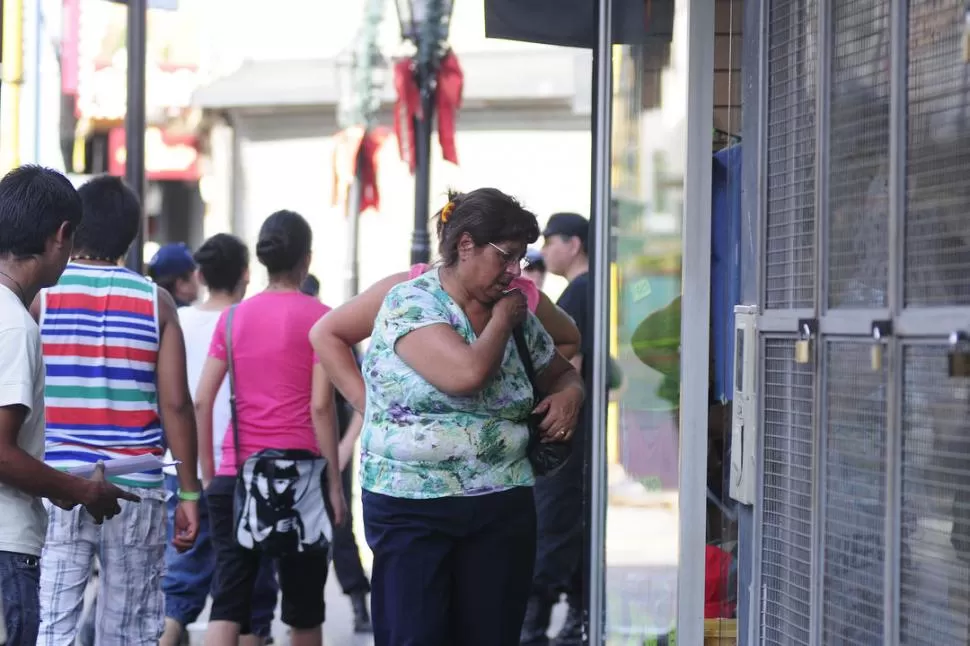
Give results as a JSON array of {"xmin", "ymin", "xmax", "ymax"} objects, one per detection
[{"xmin": 360, "ymin": 268, "xmax": 556, "ymax": 499}]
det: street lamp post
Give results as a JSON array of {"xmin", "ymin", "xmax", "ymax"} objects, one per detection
[
  {"xmin": 123, "ymin": 0, "xmax": 147, "ymax": 273},
  {"xmin": 394, "ymin": 0, "xmax": 454, "ymax": 266}
]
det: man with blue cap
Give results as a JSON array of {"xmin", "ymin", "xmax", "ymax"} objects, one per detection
[{"xmin": 148, "ymin": 243, "xmax": 200, "ymax": 308}]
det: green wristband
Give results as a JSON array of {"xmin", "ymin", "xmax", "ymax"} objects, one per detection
[{"xmin": 177, "ymin": 489, "xmax": 201, "ymax": 502}]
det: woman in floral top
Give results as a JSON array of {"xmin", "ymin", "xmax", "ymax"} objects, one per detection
[{"xmin": 317, "ymin": 188, "xmax": 584, "ymax": 645}]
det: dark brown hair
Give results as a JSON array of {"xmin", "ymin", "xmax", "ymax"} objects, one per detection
[{"xmin": 434, "ymin": 188, "xmax": 540, "ymax": 266}]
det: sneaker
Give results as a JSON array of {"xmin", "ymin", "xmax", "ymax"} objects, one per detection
[{"xmin": 552, "ymin": 603, "xmax": 582, "ymax": 646}]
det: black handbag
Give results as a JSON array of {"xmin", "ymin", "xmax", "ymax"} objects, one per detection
[
  {"xmin": 512, "ymin": 326, "xmax": 571, "ymax": 477},
  {"xmin": 225, "ymin": 305, "xmax": 334, "ymax": 556}
]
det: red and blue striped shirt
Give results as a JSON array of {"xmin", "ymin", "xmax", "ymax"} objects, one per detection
[{"xmin": 39, "ymin": 263, "xmax": 164, "ymax": 488}]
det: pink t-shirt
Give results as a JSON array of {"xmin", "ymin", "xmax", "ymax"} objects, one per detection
[
  {"xmin": 408, "ymin": 263, "xmax": 540, "ymax": 313},
  {"xmin": 209, "ymin": 291, "xmax": 331, "ymax": 476}
]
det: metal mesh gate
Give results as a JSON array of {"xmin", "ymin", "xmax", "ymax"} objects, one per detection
[
  {"xmin": 756, "ymin": 0, "xmax": 970, "ymax": 644},
  {"xmin": 764, "ymin": 0, "xmax": 817, "ymax": 309},
  {"xmin": 761, "ymin": 338, "xmax": 814, "ymax": 646},
  {"xmin": 821, "ymin": 342, "xmax": 888, "ymax": 645}
]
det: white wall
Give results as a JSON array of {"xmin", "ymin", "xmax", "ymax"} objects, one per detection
[
  {"xmin": 213, "ymin": 110, "xmax": 590, "ymax": 307},
  {"xmin": 185, "ymin": 0, "xmax": 559, "ymax": 76}
]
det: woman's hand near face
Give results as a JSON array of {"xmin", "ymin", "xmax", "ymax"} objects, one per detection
[{"xmin": 492, "ymin": 288, "xmax": 528, "ymax": 330}]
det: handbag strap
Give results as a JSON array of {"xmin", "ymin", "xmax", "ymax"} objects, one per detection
[
  {"xmin": 512, "ymin": 325, "xmax": 539, "ymax": 404},
  {"xmin": 225, "ymin": 305, "xmax": 240, "ymax": 471}
]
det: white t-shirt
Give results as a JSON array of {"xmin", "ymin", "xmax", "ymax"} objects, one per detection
[
  {"xmin": 0, "ymin": 283, "xmax": 48, "ymax": 556},
  {"xmin": 163, "ymin": 305, "xmax": 231, "ymax": 478}
]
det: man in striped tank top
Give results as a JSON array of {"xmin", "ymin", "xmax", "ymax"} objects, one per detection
[
  {"xmin": 0, "ymin": 166, "xmax": 141, "ymax": 646},
  {"xmin": 33, "ymin": 176, "xmax": 202, "ymax": 646}
]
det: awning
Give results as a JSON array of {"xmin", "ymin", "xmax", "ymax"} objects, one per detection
[{"xmin": 483, "ymin": 0, "xmax": 673, "ymax": 48}]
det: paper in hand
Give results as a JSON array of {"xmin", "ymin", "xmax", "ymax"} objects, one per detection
[{"xmin": 62, "ymin": 455, "xmax": 181, "ymax": 479}]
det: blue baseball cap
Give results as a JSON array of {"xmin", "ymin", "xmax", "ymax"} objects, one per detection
[
  {"xmin": 524, "ymin": 248, "xmax": 545, "ymax": 269},
  {"xmin": 147, "ymin": 242, "xmax": 196, "ymax": 279}
]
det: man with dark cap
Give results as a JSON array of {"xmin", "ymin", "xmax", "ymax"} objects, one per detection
[
  {"xmin": 147, "ymin": 243, "xmax": 200, "ymax": 308},
  {"xmin": 521, "ymin": 212, "xmax": 591, "ymax": 646}
]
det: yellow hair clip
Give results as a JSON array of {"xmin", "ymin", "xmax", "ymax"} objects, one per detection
[{"xmin": 440, "ymin": 201, "xmax": 455, "ymax": 223}]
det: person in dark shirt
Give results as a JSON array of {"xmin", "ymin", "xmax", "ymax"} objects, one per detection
[
  {"xmin": 300, "ymin": 275, "xmax": 373, "ymax": 634},
  {"xmin": 521, "ymin": 212, "xmax": 591, "ymax": 646}
]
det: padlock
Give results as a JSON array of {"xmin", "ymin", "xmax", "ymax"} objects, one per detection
[
  {"xmin": 871, "ymin": 344, "xmax": 883, "ymax": 371},
  {"xmin": 949, "ymin": 330, "xmax": 970, "ymax": 377},
  {"xmin": 794, "ymin": 321, "xmax": 814, "ymax": 364},
  {"xmin": 871, "ymin": 325, "xmax": 883, "ymax": 371}
]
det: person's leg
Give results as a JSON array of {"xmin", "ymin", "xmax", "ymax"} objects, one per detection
[
  {"xmin": 525, "ymin": 452, "xmax": 586, "ymax": 645},
  {"xmin": 276, "ymin": 549, "xmax": 328, "ymax": 646},
  {"xmin": 363, "ymin": 490, "xmax": 455, "ymax": 646},
  {"xmin": 161, "ymin": 476, "xmax": 215, "ymax": 646},
  {"xmin": 38, "ymin": 503, "xmax": 98, "ymax": 645},
  {"xmin": 0, "ymin": 551, "xmax": 41, "ymax": 645},
  {"xmin": 544, "ymin": 478, "xmax": 584, "ymax": 645},
  {"xmin": 249, "ymin": 556, "xmax": 278, "ymax": 642},
  {"xmin": 76, "ymin": 578, "xmax": 97, "ymax": 646},
  {"xmin": 98, "ymin": 487, "xmax": 168, "ymax": 646},
  {"xmin": 332, "ymin": 465, "xmax": 372, "ymax": 632},
  {"xmin": 451, "ymin": 487, "xmax": 537, "ymax": 646},
  {"xmin": 205, "ymin": 476, "xmax": 263, "ymax": 645}
]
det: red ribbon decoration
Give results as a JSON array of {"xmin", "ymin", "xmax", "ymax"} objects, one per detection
[
  {"xmin": 331, "ymin": 126, "xmax": 392, "ymax": 215},
  {"xmin": 393, "ymin": 50, "xmax": 464, "ymax": 174}
]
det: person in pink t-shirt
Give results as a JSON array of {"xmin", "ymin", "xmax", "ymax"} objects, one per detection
[{"xmin": 194, "ymin": 210, "xmax": 345, "ymax": 646}]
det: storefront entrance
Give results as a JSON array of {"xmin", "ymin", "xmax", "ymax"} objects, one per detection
[{"xmin": 750, "ymin": 1, "xmax": 970, "ymax": 644}]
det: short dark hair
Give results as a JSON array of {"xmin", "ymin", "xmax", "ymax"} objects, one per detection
[
  {"xmin": 434, "ymin": 188, "xmax": 540, "ymax": 266},
  {"xmin": 255, "ymin": 210, "xmax": 312, "ymax": 276},
  {"xmin": 193, "ymin": 233, "xmax": 249, "ymax": 293},
  {"xmin": 74, "ymin": 175, "xmax": 141, "ymax": 261},
  {"xmin": 0, "ymin": 165, "xmax": 82, "ymax": 258}
]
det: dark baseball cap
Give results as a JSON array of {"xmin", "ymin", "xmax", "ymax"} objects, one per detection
[
  {"xmin": 147, "ymin": 242, "xmax": 196, "ymax": 279},
  {"xmin": 542, "ymin": 212, "xmax": 589, "ymax": 244}
]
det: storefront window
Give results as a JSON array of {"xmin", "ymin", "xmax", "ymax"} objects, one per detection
[
  {"xmin": 604, "ymin": 1, "xmax": 686, "ymax": 640},
  {"xmin": 604, "ymin": 0, "xmax": 740, "ymax": 642}
]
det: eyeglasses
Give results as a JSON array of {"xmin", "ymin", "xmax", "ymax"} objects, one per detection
[{"xmin": 488, "ymin": 242, "xmax": 528, "ymax": 270}]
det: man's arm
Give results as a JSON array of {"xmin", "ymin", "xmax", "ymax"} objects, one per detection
[
  {"xmin": 155, "ymin": 289, "xmax": 201, "ymax": 495},
  {"xmin": 556, "ymin": 281, "xmax": 589, "ymax": 374},
  {"xmin": 0, "ymin": 404, "xmax": 97, "ymax": 505}
]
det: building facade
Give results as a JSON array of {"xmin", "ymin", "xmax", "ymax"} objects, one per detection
[{"xmin": 582, "ymin": 0, "xmax": 970, "ymax": 644}]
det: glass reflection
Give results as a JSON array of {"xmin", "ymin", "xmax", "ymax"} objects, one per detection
[
  {"xmin": 605, "ymin": 1, "xmax": 685, "ymax": 640},
  {"xmin": 605, "ymin": 0, "xmax": 741, "ymax": 642}
]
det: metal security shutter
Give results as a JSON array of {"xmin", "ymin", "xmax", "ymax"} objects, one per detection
[
  {"xmin": 826, "ymin": 0, "xmax": 890, "ymax": 309},
  {"xmin": 760, "ymin": 338, "xmax": 815, "ymax": 646},
  {"xmin": 764, "ymin": 0, "xmax": 818, "ymax": 309},
  {"xmin": 753, "ymin": 0, "xmax": 970, "ymax": 645},
  {"xmin": 821, "ymin": 341, "xmax": 888, "ymax": 644},
  {"xmin": 899, "ymin": 345, "xmax": 970, "ymax": 644},
  {"xmin": 904, "ymin": 0, "xmax": 970, "ymax": 306}
]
